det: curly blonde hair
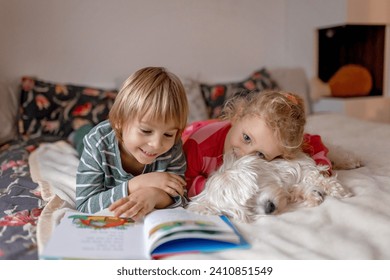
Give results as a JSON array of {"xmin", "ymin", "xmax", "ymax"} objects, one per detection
[
  {"xmin": 221, "ymin": 90, "xmax": 306, "ymax": 159},
  {"xmin": 109, "ymin": 67, "xmax": 189, "ymax": 143}
]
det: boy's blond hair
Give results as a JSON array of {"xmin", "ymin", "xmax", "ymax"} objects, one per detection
[
  {"xmin": 109, "ymin": 67, "xmax": 188, "ymax": 143},
  {"xmin": 221, "ymin": 90, "xmax": 306, "ymax": 159}
]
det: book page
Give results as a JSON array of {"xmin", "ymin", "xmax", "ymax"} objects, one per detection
[
  {"xmin": 143, "ymin": 208, "xmax": 239, "ymax": 253},
  {"xmin": 41, "ymin": 212, "xmax": 149, "ymax": 260}
]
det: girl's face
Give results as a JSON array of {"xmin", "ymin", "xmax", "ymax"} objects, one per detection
[
  {"xmin": 224, "ymin": 115, "xmax": 283, "ymax": 161},
  {"xmin": 120, "ymin": 116, "xmax": 178, "ymax": 166}
]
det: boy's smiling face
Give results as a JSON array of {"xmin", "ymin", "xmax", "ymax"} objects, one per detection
[
  {"xmin": 120, "ymin": 115, "xmax": 179, "ymax": 166},
  {"xmin": 224, "ymin": 115, "xmax": 283, "ymax": 161}
]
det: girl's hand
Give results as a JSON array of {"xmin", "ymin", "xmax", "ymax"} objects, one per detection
[
  {"xmin": 127, "ymin": 172, "xmax": 186, "ymax": 197},
  {"xmin": 109, "ymin": 188, "xmax": 167, "ymax": 221}
]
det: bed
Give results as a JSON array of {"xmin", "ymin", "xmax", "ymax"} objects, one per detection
[{"xmin": 1, "ymin": 68, "xmax": 390, "ymax": 260}]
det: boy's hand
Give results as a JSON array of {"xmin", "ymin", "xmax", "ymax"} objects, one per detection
[
  {"xmin": 108, "ymin": 188, "xmax": 169, "ymax": 221},
  {"xmin": 127, "ymin": 172, "xmax": 186, "ymax": 197}
]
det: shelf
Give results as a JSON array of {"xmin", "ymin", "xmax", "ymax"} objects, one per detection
[{"xmin": 317, "ymin": 24, "xmax": 386, "ymax": 96}]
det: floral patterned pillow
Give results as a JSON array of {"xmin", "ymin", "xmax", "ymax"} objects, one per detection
[
  {"xmin": 200, "ymin": 68, "xmax": 279, "ymax": 118},
  {"xmin": 18, "ymin": 77, "xmax": 118, "ymax": 140}
]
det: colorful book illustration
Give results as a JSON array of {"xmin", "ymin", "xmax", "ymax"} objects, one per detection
[{"xmin": 40, "ymin": 207, "xmax": 250, "ymax": 259}]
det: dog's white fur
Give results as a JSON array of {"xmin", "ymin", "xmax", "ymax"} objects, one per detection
[
  {"xmin": 326, "ymin": 144, "xmax": 362, "ymax": 170},
  {"xmin": 187, "ymin": 151, "xmax": 355, "ymax": 223}
]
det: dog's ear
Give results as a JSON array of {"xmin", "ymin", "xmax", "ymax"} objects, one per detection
[{"xmin": 187, "ymin": 199, "xmax": 222, "ymax": 216}]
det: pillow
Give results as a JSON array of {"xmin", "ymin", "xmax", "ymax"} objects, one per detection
[
  {"xmin": 200, "ymin": 68, "xmax": 279, "ymax": 118},
  {"xmin": 183, "ymin": 78, "xmax": 209, "ymax": 124},
  {"xmin": 18, "ymin": 77, "xmax": 118, "ymax": 140}
]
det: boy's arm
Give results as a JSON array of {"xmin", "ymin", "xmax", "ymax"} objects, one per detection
[
  {"xmin": 109, "ymin": 143, "xmax": 189, "ymax": 219},
  {"xmin": 164, "ymin": 141, "xmax": 189, "ymax": 207},
  {"xmin": 76, "ymin": 137, "xmax": 128, "ymax": 213},
  {"xmin": 302, "ymin": 133, "xmax": 332, "ymax": 175}
]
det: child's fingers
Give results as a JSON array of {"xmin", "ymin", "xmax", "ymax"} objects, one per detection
[
  {"xmin": 108, "ymin": 196, "xmax": 129, "ymax": 210},
  {"xmin": 109, "ymin": 197, "xmax": 136, "ymax": 217},
  {"xmin": 166, "ymin": 174, "xmax": 186, "ymax": 195},
  {"xmin": 109, "ymin": 196, "xmax": 151, "ymax": 220},
  {"xmin": 130, "ymin": 208, "xmax": 148, "ymax": 222},
  {"xmin": 166, "ymin": 181, "xmax": 184, "ymax": 196},
  {"xmin": 120, "ymin": 204, "xmax": 144, "ymax": 220},
  {"xmin": 148, "ymin": 173, "xmax": 185, "ymax": 197},
  {"xmin": 169, "ymin": 173, "xmax": 186, "ymax": 186},
  {"xmin": 164, "ymin": 173, "xmax": 185, "ymax": 186},
  {"xmin": 156, "ymin": 179, "xmax": 184, "ymax": 197},
  {"xmin": 108, "ymin": 198, "xmax": 124, "ymax": 211}
]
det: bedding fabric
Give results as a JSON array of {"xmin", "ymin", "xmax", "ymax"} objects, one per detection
[
  {"xmin": 27, "ymin": 114, "xmax": 390, "ymax": 259},
  {"xmin": 0, "ymin": 140, "xmax": 43, "ymax": 259}
]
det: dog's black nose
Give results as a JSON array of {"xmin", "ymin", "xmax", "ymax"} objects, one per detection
[{"xmin": 265, "ymin": 201, "xmax": 276, "ymax": 214}]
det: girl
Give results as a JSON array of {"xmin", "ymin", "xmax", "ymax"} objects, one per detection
[
  {"xmin": 183, "ymin": 90, "xmax": 331, "ymax": 197},
  {"xmin": 76, "ymin": 67, "xmax": 189, "ymax": 221}
]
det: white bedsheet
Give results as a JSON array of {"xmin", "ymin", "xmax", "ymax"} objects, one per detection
[{"xmin": 31, "ymin": 113, "xmax": 390, "ymax": 259}]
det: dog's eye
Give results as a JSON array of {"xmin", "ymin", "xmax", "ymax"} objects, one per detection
[{"xmin": 256, "ymin": 152, "xmax": 265, "ymax": 159}]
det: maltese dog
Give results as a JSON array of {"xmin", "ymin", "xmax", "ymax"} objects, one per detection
[{"xmin": 187, "ymin": 151, "xmax": 354, "ymax": 223}]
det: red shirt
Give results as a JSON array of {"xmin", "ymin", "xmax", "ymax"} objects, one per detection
[{"xmin": 182, "ymin": 120, "xmax": 332, "ymax": 198}]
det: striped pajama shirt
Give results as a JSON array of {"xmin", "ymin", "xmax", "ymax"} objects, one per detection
[{"xmin": 76, "ymin": 120, "xmax": 187, "ymax": 213}]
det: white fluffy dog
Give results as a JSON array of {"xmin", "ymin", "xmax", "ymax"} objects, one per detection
[{"xmin": 187, "ymin": 151, "xmax": 354, "ymax": 223}]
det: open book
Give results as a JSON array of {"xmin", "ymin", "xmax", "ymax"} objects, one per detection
[{"xmin": 40, "ymin": 207, "xmax": 250, "ymax": 259}]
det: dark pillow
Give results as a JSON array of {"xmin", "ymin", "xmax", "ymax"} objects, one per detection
[
  {"xmin": 18, "ymin": 77, "xmax": 117, "ymax": 140},
  {"xmin": 200, "ymin": 68, "xmax": 279, "ymax": 118}
]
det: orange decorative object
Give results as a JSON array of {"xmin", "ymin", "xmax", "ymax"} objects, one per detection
[{"xmin": 328, "ymin": 64, "xmax": 372, "ymax": 97}]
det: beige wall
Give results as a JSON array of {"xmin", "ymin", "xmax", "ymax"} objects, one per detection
[
  {"xmin": 0, "ymin": 0, "xmax": 387, "ymax": 93},
  {"xmin": 285, "ymin": 0, "xmax": 347, "ymax": 79},
  {"xmin": 0, "ymin": 0, "xmax": 288, "ymax": 87}
]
